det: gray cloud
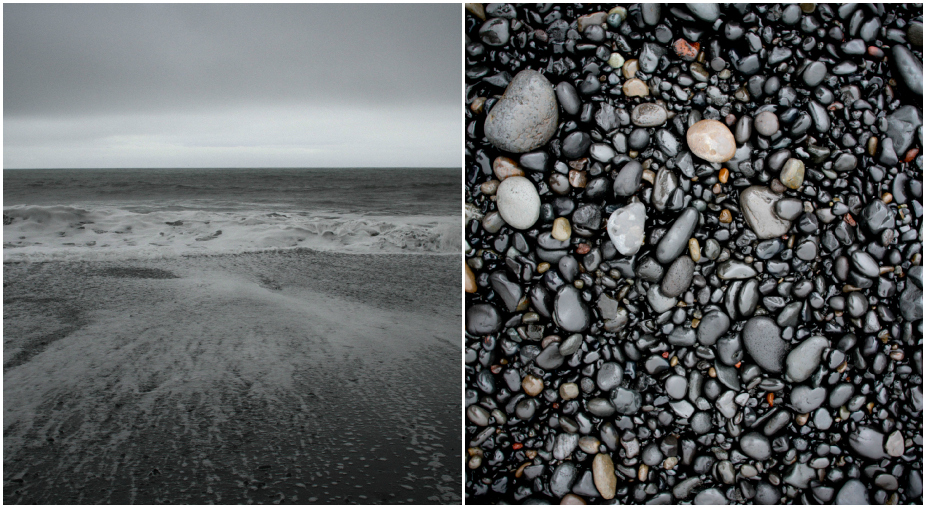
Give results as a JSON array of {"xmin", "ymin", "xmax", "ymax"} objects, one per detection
[{"xmin": 4, "ymin": 3, "xmax": 461, "ymax": 168}]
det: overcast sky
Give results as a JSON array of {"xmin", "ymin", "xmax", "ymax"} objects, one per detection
[{"xmin": 4, "ymin": 4, "xmax": 460, "ymax": 168}]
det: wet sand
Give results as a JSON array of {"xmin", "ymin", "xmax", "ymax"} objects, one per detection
[{"xmin": 3, "ymin": 250, "xmax": 461, "ymax": 504}]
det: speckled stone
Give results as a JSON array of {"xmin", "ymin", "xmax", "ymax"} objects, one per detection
[
  {"xmin": 484, "ymin": 70, "xmax": 559, "ymax": 153},
  {"xmin": 740, "ymin": 186, "xmax": 792, "ymax": 239},
  {"xmin": 631, "ymin": 103, "xmax": 668, "ymax": 127},
  {"xmin": 780, "ymin": 158, "xmax": 805, "ymax": 189},
  {"xmin": 496, "ymin": 176, "xmax": 540, "ymax": 229},
  {"xmin": 686, "ymin": 119, "xmax": 736, "ymax": 162},
  {"xmin": 607, "ymin": 202, "xmax": 646, "ymax": 256}
]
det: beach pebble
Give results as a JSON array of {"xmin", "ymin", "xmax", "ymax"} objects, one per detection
[
  {"xmin": 754, "ymin": 111, "xmax": 779, "ymax": 136},
  {"xmin": 779, "ymin": 158, "xmax": 805, "ymax": 189},
  {"xmin": 687, "ymin": 120, "xmax": 736, "ymax": 162},
  {"xmin": 592, "ymin": 453, "xmax": 616, "ymax": 499},
  {"xmin": 554, "ymin": 286, "xmax": 590, "ymax": 332},
  {"xmin": 631, "ymin": 103, "xmax": 668, "ymax": 127},
  {"xmin": 661, "ymin": 255, "xmax": 695, "ymax": 297},
  {"xmin": 785, "ymin": 336, "xmax": 829, "ymax": 383},
  {"xmin": 742, "ymin": 316, "xmax": 789, "ymax": 373},
  {"xmin": 484, "ymin": 70, "xmax": 558, "ymax": 153},
  {"xmin": 740, "ymin": 186, "xmax": 792, "ymax": 239},
  {"xmin": 655, "ymin": 207, "xmax": 700, "ymax": 264},
  {"xmin": 496, "ymin": 176, "xmax": 540, "ymax": 229},
  {"xmin": 606, "ymin": 203, "xmax": 646, "ymax": 256}
]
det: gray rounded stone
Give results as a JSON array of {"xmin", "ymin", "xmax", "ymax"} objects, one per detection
[
  {"xmin": 742, "ymin": 317, "xmax": 789, "ymax": 373},
  {"xmin": 698, "ymin": 311, "xmax": 730, "ymax": 346},
  {"xmin": 656, "ymin": 207, "xmax": 700, "ymax": 264},
  {"xmin": 740, "ymin": 186, "xmax": 792, "ymax": 239},
  {"xmin": 835, "ymin": 479, "xmax": 869, "ymax": 505},
  {"xmin": 740, "ymin": 432, "xmax": 772, "ymax": 460},
  {"xmin": 665, "ymin": 375, "xmax": 687, "ymax": 399},
  {"xmin": 754, "ymin": 111, "xmax": 779, "ymax": 136},
  {"xmin": 790, "ymin": 385, "xmax": 827, "ymax": 413},
  {"xmin": 484, "ymin": 70, "xmax": 559, "ymax": 153},
  {"xmin": 691, "ymin": 411, "xmax": 712, "ymax": 434},
  {"xmin": 607, "ymin": 202, "xmax": 646, "ymax": 256},
  {"xmin": 631, "ymin": 103, "xmax": 668, "ymax": 127},
  {"xmin": 596, "ymin": 362, "xmax": 624, "ymax": 391},
  {"xmin": 785, "ymin": 336, "xmax": 829, "ymax": 383},
  {"xmin": 661, "ymin": 255, "xmax": 695, "ymax": 297},
  {"xmin": 610, "ymin": 387, "xmax": 642, "ymax": 415},
  {"xmin": 849, "ymin": 426, "xmax": 887, "ymax": 460},
  {"xmin": 496, "ymin": 176, "xmax": 541, "ymax": 229},
  {"xmin": 613, "ymin": 161, "xmax": 644, "ymax": 196},
  {"xmin": 554, "ymin": 285, "xmax": 590, "ymax": 332}
]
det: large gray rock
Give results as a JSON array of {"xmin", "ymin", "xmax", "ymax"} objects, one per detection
[
  {"xmin": 656, "ymin": 207, "xmax": 700, "ymax": 264},
  {"xmin": 742, "ymin": 317, "xmax": 789, "ymax": 373},
  {"xmin": 835, "ymin": 479, "xmax": 869, "ymax": 505},
  {"xmin": 496, "ymin": 176, "xmax": 540, "ymax": 229},
  {"xmin": 885, "ymin": 106, "xmax": 922, "ymax": 154},
  {"xmin": 785, "ymin": 336, "xmax": 829, "ymax": 383},
  {"xmin": 790, "ymin": 385, "xmax": 827, "ymax": 413},
  {"xmin": 892, "ymin": 44, "xmax": 923, "ymax": 95},
  {"xmin": 740, "ymin": 186, "xmax": 792, "ymax": 239},
  {"xmin": 849, "ymin": 426, "xmax": 887, "ymax": 460},
  {"xmin": 554, "ymin": 285, "xmax": 590, "ymax": 332},
  {"xmin": 484, "ymin": 70, "xmax": 559, "ymax": 153}
]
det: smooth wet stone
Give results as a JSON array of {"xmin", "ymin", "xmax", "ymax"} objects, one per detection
[
  {"xmin": 829, "ymin": 383, "xmax": 855, "ymax": 408},
  {"xmin": 497, "ymin": 176, "xmax": 541, "ymax": 229},
  {"xmin": 687, "ymin": 119, "xmax": 736, "ymax": 162},
  {"xmin": 555, "ymin": 82, "xmax": 581, "ymax": 116},
  {"xmin": 536, "ymin": 344, "xmax": 565, "ymax": 371},
  {"xmin": 784, "ymin": 463, "xmax": 815, "ymax": 489},
  {"xmin": 646, "ymin": 285, "xmax": 678, "ymax": 313},
  {"xmin": 716, "ymin": 335, "xmax": 743, "ymax": 366},
  {"xmin": 550, "ymin": 462, "xmax": 578, "ymax": 498},
  {"xmin": 884, "ymin": 106, "xmax": 922, "ymax": 154},
  {"xmin": 597, "ymin": 362, "xmax": 624, "ymax": 391},
  {"xmin": 900, "ymin": 285, "xmax": 923, "ymax": 321},
  {"xmin": 667, "ymin": 326, "xmax": 697, "ymax": 346},
  {"xmin": 835, "ymin": 479, "xmax": 870, "ymax": 505},
  {"xmin": 466, "ymin": 303, "xmax": 502, "ymax": 334},
  {"xmin": 774, "ymin": 198, "xmax": 803, "ymax": 220},
  {"xmin": 849, "ymin": 426, "xmax": 887, "ymax": 460},
  {"xmin": 802, "ymin": 61, "xmax": 827, "ymax": 87},
  {"xmin": 554, "ymin": 286, "xmax": 590, "ymax": 332},
  {"xmin": 851, "ymin": 251, "xmax": 880, "ymax": 277},
  {"xmin": 651, "ymin": 167, "xmax": 679, "ymax": 212},
  {"xmin": 790, "ymin": 385, "xmax": 827, "ymax": 413},
  {"xmin": 754, "ymin": 111, "xmax": 779, "ymax": 136},
  {"xmin": 490, "ymin": 271, "xmax": 523, "ymax": 312},
  {"xmin": 562, "ymin": 131, "xmax": 591, "ymax": 159},
  {"xmin": 716, "ymin": 260, "xmax": 758, "ymax": 279},
  {"xmin": 690, "ymin": 411, "xmax": 712, "ymax": 434},
  {"xmin": 466, "ymin": 405, "xmax": 490, "ymax": 426},
  {"xmin": 860, "ymin": 199, "xmax": 894, "ymax": 233},
  {"xmin": 610, "ymin": 387, "xmax": 642, "ymax": 414},
  {"xmin": 885, "ymin": 430, "xmax": 905, "ymax": 457},
  {"xmin": 892, "ymin": 44, "xmax": 923, "ymax": 95},
  {"xmin": 698, "ymin": 311, "xmax": 730, "ymax": 346},
  {"xmin": 638, "ymin": 42, "xmax": 666, "ymax": 74},
  {"xmin": 661, "ymin": 255, "xmax": 695, "ymax": 297},
  {"xmin": 607, "ymin": 203, "xmax": 646, "ymax": 255},
  {"xmin": 479, "ymin": 18, "xmax": 510, "ymax": 46},
  {"xmin": 484, "ymin": 70, "xmax": 559, "ymax": 153},
  {"xmin": 665, "ymin": 375, "xmax": 687, "ymax": 399},
  {"xmin": 554, "ymin": 432, "xmax": 579, "ymax": 460},
  {"xmin": 623, "ymin": 78, "xmax": 649, "ymax": 97},
  {"xmin": 631, "ymin": 103, "xmax": 668, "ymax": 127},
  {"xmin": 592, "ymin": 453, "xmax": 616, "ymax": 499},
  {"xmin": 613, "ymin": 161, "xmax": 644, "ymax": 196},
  {"xmin": 656, "ymin": 207, "xmax": 700, "ymax": 264},
  {"xmin": 742, "ymin": 317, "xmax": 789, "ymax": 373},
  {"xmin": 780, "ymin": 158, "xmax": 805, "ymax": 189},
  {"xmin": 740, "ymin": 432, "xmax": 772, "ymax": 461},
  {"xmin": 785, "ymin": 336, "xmax": 829, "ymax": 383},
  {"xmin": 740, "ymin": 186, "xmax": 792, "ymax": 239},
  {"xmin": 846, "ymin": 291, "xmax": 867, "ymax": 317}
]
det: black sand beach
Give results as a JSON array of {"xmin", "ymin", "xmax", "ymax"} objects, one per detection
[{"xmin": 3, "ymin": 250, "xmax": 460, "ymax": 504}]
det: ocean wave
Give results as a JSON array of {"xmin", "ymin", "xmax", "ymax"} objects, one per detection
[{"xmin": 3, "ymin": 205, "xmax": 460, "ymax": 262}]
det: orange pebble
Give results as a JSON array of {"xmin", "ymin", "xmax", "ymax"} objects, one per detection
[
  {"xmin": 767, "ymin": 392, "xmax": 774, "ymax": 407},
  {"xmin": 512, "ymin": 443, "xmax": 523, "ymax": 450},
  {"xmin": 719, "ymin": 167, "xmax": 729, "ymax": 184}
]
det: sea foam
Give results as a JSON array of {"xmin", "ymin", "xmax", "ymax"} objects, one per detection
[{"xmin": 3, "ymin": 205, "xmax": 460, "ymax": 262}]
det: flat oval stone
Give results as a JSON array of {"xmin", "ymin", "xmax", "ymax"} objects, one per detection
[
  {"xmin": 740, "ymin": 186, "xmax": 792, "ymax": 239},
  {"xmin": 687, "ymin": 119, "xmax": 736, "ymax": 162},
  {"xmin": 466, "ymin": 303, "xmax": 502, "ymax": 334},
  {"xmin": 484, "ymin": 69, "xmax": 559, "ymax": 153},
  {"xmin": 496, "ymin": 176, "xmax": 540, "ymax": 229},
  {"xmin": 716, "ymin": 260, "xmax": 758, "ymax": 279},
  {"xmin": 835, "ymin": 479, "xmax": 870, "ymax": 505},
  {"xmin": 802, "ymin": 61, "xmax": 827, "ymax": 87},
  {"xmin": 851, "ymin": 251, "xmax": 880, "ymax": 277},
  {"xmin": 596, "ymin": 362, "xmax": 624, "ymax": 391},
  {"xmin": 613, "ymin": 160, "xmax": 644, "ymax": 196},
  {"xmin": 892, "ymin": 44, "xmax": 923, "ymax": 95},
  {"xmin": 698, "ymin": 310, "xmax": 730, "ymax": 346},
  {"xmin": 665, "ymin": 375, "xmax": 687, "ymax": 399},
  {"xmin": 742, "ymin": 316, "xmax": 789, "ymax": 373},
  {"xmin": 780, "ymin": 158, "xmax": 805, "ymax": 189},
  {"xmin": 785, "ymin": 336, "xmax": 829, "ymax": 383},
  {"xmin": 623, "ymin": 78, "xmax": 649, "ymax": 97},
  {"xmin": 656, "ymin": 207, "xmax": 700, "ymax": 264},
  {"xmin": 790, "ymin": 385, "xmax": 827, "ymax": 413},
  {"xmin": 740, "ymin": 432, "xmax": 772, "ymax": 461},
  {"xmin": 754, "ymin": 111, "xmax": 779, "ymax": 136},
  {"xmin": 607, "ymin": 202, "xmax": 646, "ymax": 256},
  {"xmin": 849, "ymin": 426, "xmax": 887, "ymax": 460},
  {"xmin": 661, "ymin": 255, "xmax": 695, "ymax": 297},
  {"xmin": 631, "ymin": 103, "xmax": 668, "ymax": 127},
  {"xmin": 774, "ymin": 198, "xmax": 804, "ymax": 220},
  {"xmin": 592, "ymin": 453, "xmax": 617, "ymax": 499},
  {"xmin": 554, "ymin": 285, "xmax": 590, "ymax": 332}
]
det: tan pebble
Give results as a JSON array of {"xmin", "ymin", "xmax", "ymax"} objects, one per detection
[
  {"xmin": 689, "ymin": 238, "xmax": 701, "ymax": 262},
  {"xmin": 465, "ymin": 263, "xmax": 477, "ymax": 293},
  {"xmin": 561, "ymin": 494, "xmax": 586, "ymax": 505},
  {"xmin": 882, "ymin": 192, "xmax": 893, "ymax": 204},
  {"xmin": 670, "ymin": 356, "xmax": 679, "ymax": 367},
  {"xmin": 467, "ymin": 455, "xmax": 482, "ymax": 469},
  {"xmin": 641, "ymin": 169, "xmax": 656, "ymax": 184},
  {"xmin": 608, "ymin": 52, "xmax": 625, "ymax": 70},
  {"xmin": 493, "ymin": 156, "xmax": 524, "ymax": 180},
  {"xmin": 541, "ymin": 335, "xmax": 562, "ymax": 349},
  {"xmin": 691, "ymin": 318, "xmax": 700, "ymax": 329},
  {"xmin": 579, "ymin": 436, "xmax": 601, "ymax": 454},
  {"xmin": 522, "ymin": 375, "xmax": 543, "ymax": 396},
  {"xmin": 464, "ymin": 3, "xmax": 485, "ymax": 20},
  {"xmin": 708, "ymin": 367, "xmax": 717, "ymax": 378},
  {"xmin": 470, "ymin": 97, "xmax": 486, "ymax": 114},
  {"xmin": 890, "ymin": 350, "xmax": 904, "ymax": 361},
  {"xmin": 795, "ymin": 413, "xmax": 809, "ymax": 426},
  {"xmin": 560, "ymin": 382, "xmax": 579, "ymax": 400},
  {"xmin": 628, "ymin": 150, "xmax": 639, "ymax": 159},
  {"xmin": 568, "ymin": 170, "xmax": 587, "ymax": 188},
  {"xmin": 687, "ymin": 119, "xmax": 736, "ymax": 162},
  {"xmin": 663, "ymin": 456, "xmax": 679, "ymax": 470},
  {"xmin": 868, "ymin": 136, "xmax": 878, "ymax": 156},
  {"xmin": 801, "ymin": 3, "xmax": 816, "ymax": 13},
  {"xmin": 719, "ymin": 209, "xmax": 733, "ymax": 223},
  {"xmin": 480, "ymin": 179, "xmax": 500, "ymax": 195},
  {"xmin": 538, "ymin": 262, "xmax": 551, "ymax": 274},
  {"xmin": 719, "ymin": 167, "xmax": 729, "ymax": 183},
  {"xmin": 592, "ymin": 453, "xmax": 617, "ymax": 499},
  {"xmin": 780, "ymin": 158, "xmax": 805, "ymax": 189},
  {"xmin": 622, "ymin": 59, "xmax": 639, "ymax": 79},
  {"xmin": 638, "ymin": 464, "xmax": 649, "ymax": 482},
  {"xmin": 623, "ymin": 78, "xmax": 649, "ymax": 97},
  {"xmin": 552, "ymin": 217, "xmax": 572, "ymax": 241}
]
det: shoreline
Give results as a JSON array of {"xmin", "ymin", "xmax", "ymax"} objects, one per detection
[{"xmin": 4, "ymin": 249, "xmax": 461, "ymax": 503}]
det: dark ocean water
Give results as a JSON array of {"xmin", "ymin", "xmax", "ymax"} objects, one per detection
[{"xmin": 4, "ymin": 167, "xmax": 459, "ymax": 216}]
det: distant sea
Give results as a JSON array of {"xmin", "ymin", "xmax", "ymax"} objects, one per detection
[{"xmin": 3, "ymin": 167, "xmax": 461, "ymax": 503}]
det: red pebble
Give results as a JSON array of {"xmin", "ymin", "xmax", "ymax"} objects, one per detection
[
  {"xmin": 575, "ymin": 243, "xmax": 590, "ymax": 255},
  {"xmin": 904, "ymin": 148, "xmax": 919, "ymax": 163},
  {"xmin": 512, "ymin": 443, "xmax": 523, "ymax": 450},
  {"xmin": 673, "ymin": 39, "xmax": 700, "ymax": 61}
]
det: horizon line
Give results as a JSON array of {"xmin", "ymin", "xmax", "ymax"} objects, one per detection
[{"xmin": 3, "ymin": 166, "xmax": 458, "ymax": 171}]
